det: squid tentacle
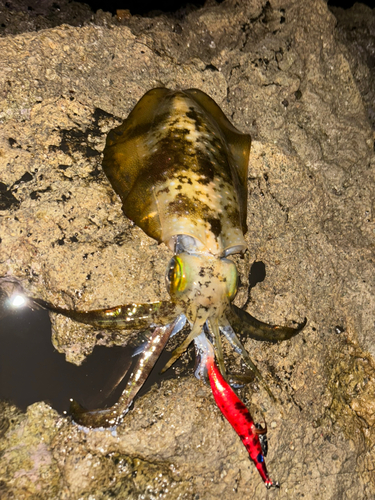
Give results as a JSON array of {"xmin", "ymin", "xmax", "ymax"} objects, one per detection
[
  {"xmin": 132, "ymin": 314, "xmax": 187, "ymax": 357},
  {"xmin": 228, "ymin": 304, "xmax": 307, "ymax": 342},
  {"xmin": 70, "ymin": 317, "xmax": 182, "ymax": 428},
  {"xmin": 160, "ymin": 313, "xmax": 209, "ymax": 373},
  {"xmin": 205, "ymin": 318, "xmax": 227, "ymax": 380},
  {"xmin": 220, "ymin": 320, "xmax": 276, "ymax": 402},
  {"xmin": 193, "ymin": 331, "xmax": 212, "ymax": 381}
]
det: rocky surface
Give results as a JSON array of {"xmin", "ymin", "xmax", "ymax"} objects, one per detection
[
  {"xmin": 0, "ymin": 0, "xmax": 374, "ymax": 498},
  {"xmin": 331, "ymin": 3, "xmax": 375, "ymax": 130}
]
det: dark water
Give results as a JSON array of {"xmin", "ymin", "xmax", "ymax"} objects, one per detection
[{"xmin": 0, "ymin": 306, "xmax": 186, "ymax": 415}]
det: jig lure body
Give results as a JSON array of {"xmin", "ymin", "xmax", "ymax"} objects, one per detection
[
  {"xmin": 28, "ymin": 88, "xmax": 306, "ymax": 488},
  {"xmin": 206, "ymin": 348, "xmax": 275, "ymax": 487}
]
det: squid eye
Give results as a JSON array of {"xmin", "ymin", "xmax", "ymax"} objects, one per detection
[
  {"xmin": 166, "ymin": 256, "xmax": 187, "ymax": 296},
  {"xmin": 225, "ymin": 261, "xmax": 239, "ymax": 301}
]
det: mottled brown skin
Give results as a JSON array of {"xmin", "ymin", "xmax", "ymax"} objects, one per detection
[{"xmin": 102, "ymin": 88, "xmax": 250, "ymax": 256}]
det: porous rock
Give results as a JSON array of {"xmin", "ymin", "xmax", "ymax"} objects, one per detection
[{"xmin": 0, "ymin": 0, "xmax": 374, "ymax": 498}]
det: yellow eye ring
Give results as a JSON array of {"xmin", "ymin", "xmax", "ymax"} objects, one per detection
[
  {"xmin": 166, "ymin": 256, "xmax": 187, "ymax": 296},
  {"xmin": 223, "ymin": 259, "xmax": 238, "ymax": 301}
]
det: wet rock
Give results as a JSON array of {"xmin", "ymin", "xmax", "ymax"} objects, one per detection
[
  {"xmin": 330, "ymin": 3, "xmax": 375, "ymax": 131},
  {"xmin": 0, "ymin": 0, "xmax": 374, "ymax": 498}
]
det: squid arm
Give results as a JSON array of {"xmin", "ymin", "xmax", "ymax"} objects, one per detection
[
  {"xmin": 228, "ymin": 304, "xmax": 307, "ymax": 342},
  {"xmin": 70, "ymin": 317, "xmax": 181, "ymax": 428},
  {"xmin": 160, "ymin": 315, "xmax": 208, "ymax": 373},
  {"xmin": 30, "ymin": 297, "xmax": 179, "ymax": 331},
  {"xmin": 205, "ymin": 318, "xmax": 227, "ymax": 380},
  {"xmin": 220, "ymin": 321, "xmax": 276, "ymax": 402}
]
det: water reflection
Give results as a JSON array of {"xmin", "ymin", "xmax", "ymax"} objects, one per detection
[{"xmin": 0, "ymin": 304, "xmax": 188, "ymax": 415}]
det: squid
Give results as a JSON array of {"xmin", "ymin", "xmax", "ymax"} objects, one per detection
[{"xmin": 27, "ymin": 88, "xmax": 305, "ymax": 487}]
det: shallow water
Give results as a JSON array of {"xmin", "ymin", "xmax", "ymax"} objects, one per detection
[
  {"xmin": 0, "ymin": 306, "xmax": 187, "ymax": 415},
  {"xmin": 0, "ymin": 260, "xmax": 265, "ymax": 416}
]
